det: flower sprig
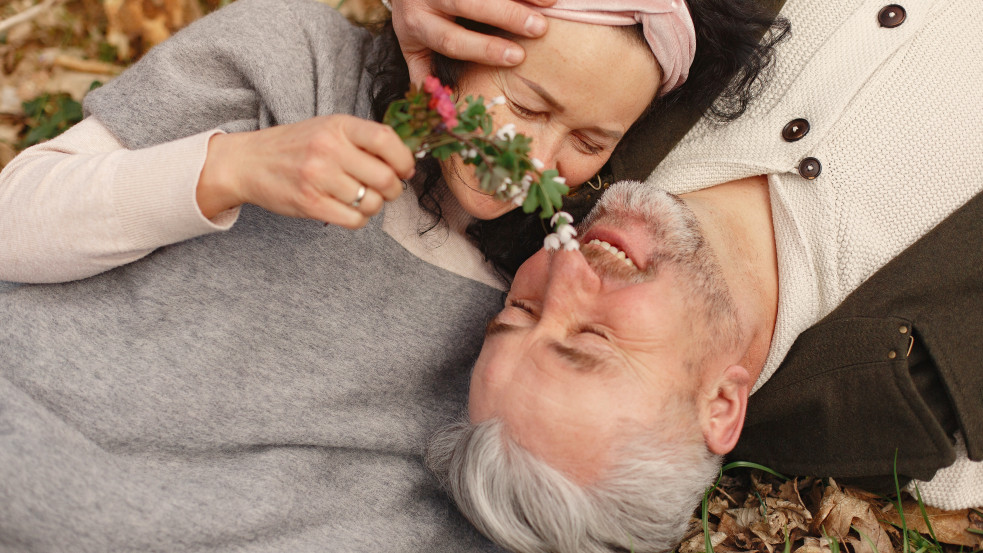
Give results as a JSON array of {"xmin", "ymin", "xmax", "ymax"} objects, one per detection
[{"xmin": 383, "ymin": 76, "xmax": 579, "ymax": 251}]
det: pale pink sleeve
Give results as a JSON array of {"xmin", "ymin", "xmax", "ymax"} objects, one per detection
[{"xmin": 0, "ymin": 117, "xmax": 240, "ymax": 283}]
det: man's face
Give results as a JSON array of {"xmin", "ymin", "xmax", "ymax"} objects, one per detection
[{"xmin": 468, "ymin": 183, "xmax": 736, "ymax": 482}]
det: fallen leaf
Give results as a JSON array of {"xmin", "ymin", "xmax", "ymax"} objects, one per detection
[
  {"xmin": 810, "ymin": 479, "xmax": 894, "ymax": 553},
  {"xmin": 880, "ymin": 500, "xmax": 983, "ymax": 547},
  {"xmin": 793, "ymin": 536, "xmax": 832, "ymax": 553}
]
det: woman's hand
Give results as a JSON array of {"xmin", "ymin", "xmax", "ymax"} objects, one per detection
[
  {"xmin": 197, "ymin": 115, "xmax": 415, "ymax": 229},
  {"xmin": 391, "ymin": 0, "xmax": 556, "ymax": 84}
]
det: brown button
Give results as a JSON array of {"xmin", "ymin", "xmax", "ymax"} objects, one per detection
[
  {"xmin": 899, "ymin": 325, "xmax": 909, "ymax": 334},
  {"xmin": 782, "ymin": 119, "xmax": 811, "ymax": 142},
  {"xmin": 888, "ymin": 350, "xmax": 898, "ymax": 359},
  {"xmin": 878, "ymin": 5, "xmax": 907, "ymax": 28},
  {"xmin": 798, "ymin": 157, "xmax": 822, "ymax": 180}
]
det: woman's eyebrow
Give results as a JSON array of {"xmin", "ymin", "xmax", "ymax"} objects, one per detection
[
  {"xmin": 517, "ymin": 76, "xmax": 566, "ymax": 114},
  {"xmin": 517, "ymin": 75, "xmax": 624, "ymax": 141}
]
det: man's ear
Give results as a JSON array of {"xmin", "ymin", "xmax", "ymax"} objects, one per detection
[{"xmin": 701, "ymin": 365, "xmax": 751, "ymax": 455}]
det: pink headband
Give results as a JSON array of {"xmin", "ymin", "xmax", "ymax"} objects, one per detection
[{"xmin": 525, "ymin": 0, "xmax": 696, "ymax": 94}]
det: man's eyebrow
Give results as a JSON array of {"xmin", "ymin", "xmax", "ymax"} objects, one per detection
[
  {"xmin": 547, "ymin": 340, "xmax": 608, "ymax": 373},
  {"xmin": 485, "ymin": 317, "xmax": 521, "ymax": 338}
]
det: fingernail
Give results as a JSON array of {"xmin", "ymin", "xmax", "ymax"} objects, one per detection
[
  {"xmin": 525, "ymin": 14, "xmax": 547, "ymax": 36},
  {"xmin": 504, "ymin": 47, "xmax": 523, "ymax": 65}
]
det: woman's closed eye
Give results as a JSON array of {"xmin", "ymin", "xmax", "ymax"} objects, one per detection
[
  {"xmin": 508, "ymin": 100, "xmax": 547, "ymax": 120},
  {"xmin": 573, "ymin": 134, "xmax": 604, "ymax": 155}
]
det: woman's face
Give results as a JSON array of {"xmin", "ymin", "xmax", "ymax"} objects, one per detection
[{"xmin": 441, "ymin": 18, "xmax": 662, "ymax": 220}]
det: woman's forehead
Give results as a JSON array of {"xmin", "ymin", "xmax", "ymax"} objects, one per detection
[{"xmin": 511, "ymin": 19, "xmax": 661, "ymax": 116}]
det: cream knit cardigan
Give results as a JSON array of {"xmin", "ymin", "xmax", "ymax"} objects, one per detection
[{"xmin": 646, "ymin": 0, "xmax": 983, "ymax": 509}]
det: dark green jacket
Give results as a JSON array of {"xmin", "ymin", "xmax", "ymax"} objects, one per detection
[
  {"xmin": 611, "ymin": 0, "xmax": 981, "ymax": 490},
  {"xmin": 731, "ymin": 190, "xmax": 983, "ymax": 491}
]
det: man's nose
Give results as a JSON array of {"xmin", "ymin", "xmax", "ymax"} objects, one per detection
[{"xmin": 541, "ymin": 250, "xmax": 602, "ymax": 313}]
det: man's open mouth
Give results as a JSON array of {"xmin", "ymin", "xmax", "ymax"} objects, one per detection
[{"xmin": 584, "ymin": 239, "xmax": 637, "ymax": 269}]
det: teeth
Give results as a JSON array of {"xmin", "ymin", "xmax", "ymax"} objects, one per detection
[{"xmin": 587, "ymin": 239, "xmax": 636, "ymax": 269}]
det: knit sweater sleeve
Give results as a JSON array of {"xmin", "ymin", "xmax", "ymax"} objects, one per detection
[
  {"xmin": 83, "ymin": 0, "xmax": 376, "ymax": 149},
  {"xmin": 0, "ymin": 117, "xmax": 238, "ymax": 283}
]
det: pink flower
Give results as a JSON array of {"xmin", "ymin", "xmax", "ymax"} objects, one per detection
[
  {"xmin": 424, "ymin": 75, "xmax": 459, "ymax": 129},
  {"xmin": 423, "ymin": 75, "xmax": 443, "ymax": 96},
  {"xmin": 436, "ymin": 100, "xmax": 459, "ymax": 129}
]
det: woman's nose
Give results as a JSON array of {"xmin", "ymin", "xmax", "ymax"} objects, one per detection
[{"xmin": 529, "ymin": 134, "xmax": 563, "ymax": 173}]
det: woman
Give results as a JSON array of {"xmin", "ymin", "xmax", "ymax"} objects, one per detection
[{"xmin": 0, "ymin": 0, "xmax": 782, "ymax": 551}]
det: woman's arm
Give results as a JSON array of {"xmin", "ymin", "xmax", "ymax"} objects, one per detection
[
  {"xmin": 0, "ymin": 117, "xmax": 236, "ymax": 283},
  {"xmin": 0, "ymin": 113, "xmax": 415, "ymax": 284}
]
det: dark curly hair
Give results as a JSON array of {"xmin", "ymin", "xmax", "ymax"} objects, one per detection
[{"xmin": 368, "ymin": 0, "xmax": 790, "ymax": 279}]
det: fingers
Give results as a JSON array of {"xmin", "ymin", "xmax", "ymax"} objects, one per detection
[
  {"xmin": 295, "ymin": 177, "xmax": 386, "ymax": 230},
  {"xmin": 223, "ymin": 115, "xmax": 411, "ymax": 229},
  {"xmin": 417, "ymin": 15, "xmax": 530, "ymax": 68},
  {"xmin": 343, "ymin": 119, "xmax": 415, "ymax": 195},
  {"xmin": 436, "ymin": 0, "xmax": 549, "ymax": 39},
  {"xmin": 395, "ymin": 0, "xmax": 551, "ymax": 80}
]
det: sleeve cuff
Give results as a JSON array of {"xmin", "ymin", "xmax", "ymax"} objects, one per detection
[{"xmin": 111, "ymin": 129, "xmax": 242, "ymax": 251}]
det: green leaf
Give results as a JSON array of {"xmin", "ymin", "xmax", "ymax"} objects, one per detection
[
  {"xmin": 537, "ymin": 186, "xmax": 555, "ymax": 219},
  {"xmin": 522, "ymin": 187, "xmax": 540, "ymax": 214},
  {"xmin": 18, "ymin": 93, "xmax": 84, "ymax": 148}
]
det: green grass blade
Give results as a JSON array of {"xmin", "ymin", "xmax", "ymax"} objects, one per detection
[
  {"xmin": 912, "ymin": 484, "xmax": 940, "ymax": 547},
  {"xmin": 720, "ymin": 461, "xmax": 790, "ymax": 481},
  {"xmin": 893, "ymin": 450, "xmax": 911, "ymax": 553},
  {"xmin": 701, "ymin": 461, "xmax": 789, "ymax": 553}
]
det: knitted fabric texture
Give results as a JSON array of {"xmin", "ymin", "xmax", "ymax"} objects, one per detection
[{"xmin": 645, "ymin": 0, "xmax": 983, "ymax": 509}]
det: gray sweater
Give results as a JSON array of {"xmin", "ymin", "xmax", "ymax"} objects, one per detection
[{"xmin": 0, "ymin": 0, "xmax": 505, "ymax": 551}]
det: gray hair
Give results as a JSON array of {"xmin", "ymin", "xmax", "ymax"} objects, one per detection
[{"xmin": 426, "ymin": 417, "xmax": 721, "ymax": 553}]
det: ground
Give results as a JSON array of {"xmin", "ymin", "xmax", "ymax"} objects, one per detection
[{"xmin": 0, "ymin": 2, "xmax": 980, "ymax": 552}]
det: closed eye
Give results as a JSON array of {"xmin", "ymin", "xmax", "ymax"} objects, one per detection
[
  {"xmin": 574, "ymin": 134, "xmax": 604, "ymax": 155},
  {"xmin": 578, "ymin": 325, "xmax": 609, "ymax": 339},
  {"xmin": 508, "ymin": 101, "xmax": 547, "ymax": 120},
  {"xmin": 508, "ymin": 298, "xmax": 539, "ymax": 317}
]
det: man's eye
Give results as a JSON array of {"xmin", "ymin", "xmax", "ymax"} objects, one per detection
[
  {"xmin": 579, "ymin": 325, "xmax": 608, "ymax": 339},
  {"xmin": 508, "ymin": 299, "xmax": 537, "ymax": 316}
]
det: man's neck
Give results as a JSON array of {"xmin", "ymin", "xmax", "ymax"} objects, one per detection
[{"xmin": 679, "ymin": 176, "xmax": 779, "ymax": 381}]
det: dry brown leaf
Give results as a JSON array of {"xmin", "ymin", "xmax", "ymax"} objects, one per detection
[
  {"xmin": 0, "ymin": 141, "xmax": 18, "ymax": 169},
  {"xmin": 52, "ymin": 54, "xmax": 124, "ymax": 75},
  {"xmin": 102, "ymin": 0, "xmax": 204, "ymax": 60},
  {"xmin": 879, "ymin": 500, "xmax": 983, "ymax": 548},
  {"xmin": 709, "ymin": 493, "xmax": 731, "ymax": 518},
  {"xmin": 852, "ymin": 512, "xmax": 894, "ymax": 553},
  {"xmin": 678, "ymin": 530, "xmax": 728, "ymax": 553},
  {"xmin": 793, "ymin": 536, "xmax": 834, "ymax": 553},
  {"xmin": 810, "ymin": 479, "xmax": 894, "ymax": 553},
  {"xmin": 719, "ymin": 511, "xmax": 746, "ymax": 535},
  {"xmin": 778, "ymin": 478, "xmax": 807, "ymax": 505},
  {"xmin": 729, "ymin": 507, "xmax": 763, "ymax": 529}
]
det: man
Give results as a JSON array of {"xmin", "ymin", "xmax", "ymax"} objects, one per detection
[{"xmin": 407, "ymin": 0, "xmax": 983, "ymax": 551}]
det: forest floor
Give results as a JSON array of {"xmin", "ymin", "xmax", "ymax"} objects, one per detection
[{"xmin": 1, "ymin": 2, "xmax": 981, "ymax": 552}]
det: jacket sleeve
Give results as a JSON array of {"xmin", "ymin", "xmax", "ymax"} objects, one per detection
[{"xmin": 0, "ymin": 117, "xmax": 238, "ymax": 283}]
